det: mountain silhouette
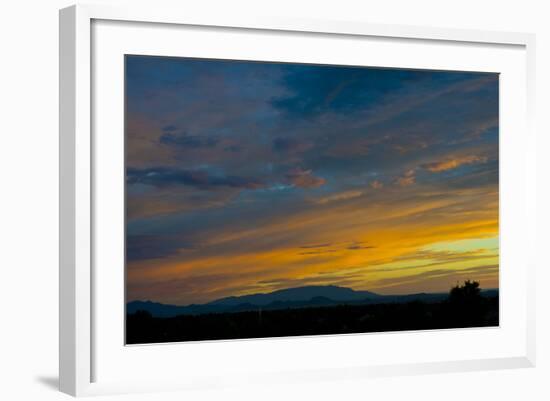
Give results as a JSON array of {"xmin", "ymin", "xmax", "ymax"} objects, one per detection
[
  {"xmin": 127, "ymin": 285, "xmax": 498, "ymax": 318},
  {"xmin": 208, "ymin": 285, "xmax": 381, "ymax": 306}
]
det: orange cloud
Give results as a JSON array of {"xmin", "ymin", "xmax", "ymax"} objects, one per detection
[
  {"xmin": 421, "ymin": 155, "xmax": 488, "ymax": 172},
  {"xmin": 286, "ymin": 167, "xmax": 326, "ymax": 188},
  {"xmin": 370, "ymin": 180, "xmax": 384, "ymax": 189},
  {"xmin": 394, "ymin": 169, "xmax": 416, "ymax": 187},
  {"xmin": 127, "ymin": 181, "xmax": 498, "ymax": 304},
  {"xmin": 316, "ymin": 190, "xmax": 364, "ymax": 204}
]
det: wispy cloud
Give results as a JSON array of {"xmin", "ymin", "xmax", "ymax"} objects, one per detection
[
  {"xmin": 394, "ymin": 169, "xmax": 416, "ymax": 187},
  {"xmin": 346, "ymin": 241, "xmax": 375, "ymax": 250},
  {"xmin": 285, "ymin": 167, "xmax": 326, "ymax": 189},
  {"xmin": 316, "ymin": 190, "xmax": 364, "ymax": 204},
  {"xmin": 127, "ymin": 167, "xmax": 265, "ymax": 190},
  {"xmin": 300, "ymin": 243, "xmax": 332, "ymax": 249},
  {"xmin": 125, "ymin": 56, "xmax": 499, "ymax": 304},
  {"xmin": 159, "ymin": 131, "xmax": 220, "ymax": 150},
  {"xmin": 370, "ymin": 180, "xmax": 384, "ymax": 189},
  {"xmin": 421, "ymin": 155, "xmax": 488, "ymax": 172},
  {"xmin": 272, "ymin": 137, "xmax": 314, "ymax": 154}
]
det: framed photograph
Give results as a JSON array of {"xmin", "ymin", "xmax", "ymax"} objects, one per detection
[{"xmin": 59, "ymin": 4, "xmax": 536, "ymax": 396}]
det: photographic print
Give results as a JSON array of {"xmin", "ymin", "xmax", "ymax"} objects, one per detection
[{"xmin": 125, "ymin": 55, "xmax": 499, "ymax": 345}]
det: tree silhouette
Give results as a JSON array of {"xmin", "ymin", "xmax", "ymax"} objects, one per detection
[
  {"xmin": 449, "ymin": 280, "xmax": 481, "ymax": 304},
  {"xmin": 125, "ymin": 281, "xmax": 499, "ymax": 344},
  {"xmin": 446, "ymin": 280, "xmax": 485, "ymax": 326}
]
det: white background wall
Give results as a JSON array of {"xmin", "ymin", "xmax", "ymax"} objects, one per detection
[{"xmin": 0, "ymin": 0, "xmax": 548, "ymax": 399}]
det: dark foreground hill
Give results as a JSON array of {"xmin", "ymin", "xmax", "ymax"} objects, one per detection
[{"xmin": 126, "ymin": 284, "xmax": 499, "ymax": 344}]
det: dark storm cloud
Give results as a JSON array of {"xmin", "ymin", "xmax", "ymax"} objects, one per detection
[{"xmin": 127, "ymin": 167, "xmax": 265, "ymax": 190}]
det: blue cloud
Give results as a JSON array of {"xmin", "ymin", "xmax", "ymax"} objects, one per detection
[
  {"xmin": 270, "ymin": 65, "xmax": 481, "ymax": 118},
  {"xmin": 127, "ymin": 167, "xmax": 265, "ymax": 190},
  {"xmin": 159, "ymin": 132, "xmax": 219, "ymax": 149},
  {"xmin": 127, "ymin": 234, "xmax": 191, "ymax": 261},
  {"xmin": 272, "ymin": 137, "xmax": 313, "ymax": 153}
]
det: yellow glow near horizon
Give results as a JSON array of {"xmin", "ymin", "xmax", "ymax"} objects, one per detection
[{"xmin": 127, "ymin": 184, "xmax": 499, "ymax": 304}]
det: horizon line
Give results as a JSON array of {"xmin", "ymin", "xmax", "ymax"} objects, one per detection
[{"xmin": 126, "ymin": 282, "xmax": 498, "ymax": 307}]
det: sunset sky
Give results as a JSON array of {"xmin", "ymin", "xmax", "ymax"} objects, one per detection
[{"xmin": 125, "ymin": 55, "xmax": 499, "ymax": 306}]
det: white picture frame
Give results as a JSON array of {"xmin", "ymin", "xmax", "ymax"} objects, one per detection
[{"xmin": 59, "ymin": 4, "xmax": 536, "ymax": 397}]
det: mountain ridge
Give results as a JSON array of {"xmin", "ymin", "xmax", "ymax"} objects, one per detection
[
  {"xmin": 207, "ymin": 284, "xmax": 381, "ymax": 306},
  {"xmin": 127, "ymin": 285, "xmax": 499, "ymax": 318}
]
